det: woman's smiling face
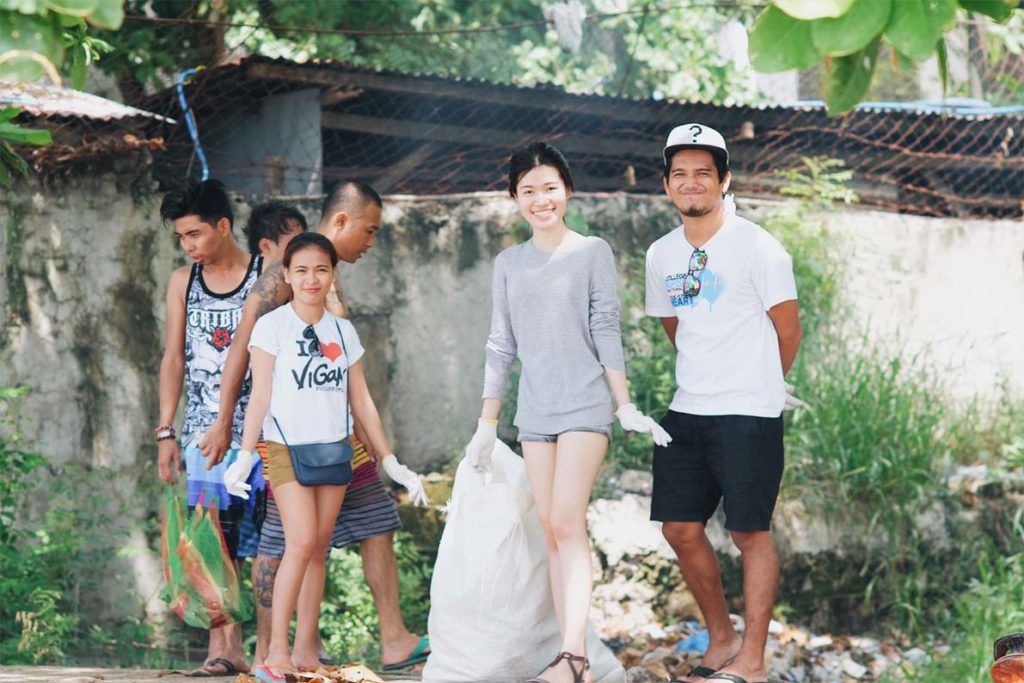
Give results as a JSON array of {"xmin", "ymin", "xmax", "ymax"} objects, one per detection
[{"xmin": 514, "ymin": 164, "xmax": 572, "ymax": 232}]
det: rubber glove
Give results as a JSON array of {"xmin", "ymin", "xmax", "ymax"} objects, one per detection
[
  {"xmin": 224, "ymin": 449, "xmax": 254, "ymax": 500},
  {"xmin": 382, "ymin": 455, "xmax": 429, "ymax": 507},
  {"xmin": 465, "ymin": 419, "xmax": 498, "ymax": 473},
  {"xmin": 784, "ymin": 382, "xmax": 808, "ymax": 410},
  {"xmin": 616, "ymin": 404, "xmax": 673, "ymax": 447}
]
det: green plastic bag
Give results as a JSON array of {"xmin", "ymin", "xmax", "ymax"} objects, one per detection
[{"xmin": 160, "ymin": 489, "xmax": 250, "ymax": 628}]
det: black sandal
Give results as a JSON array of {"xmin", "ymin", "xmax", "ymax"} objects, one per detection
[{"xmin": 527, "ymin": 651, "xmax": 591, "ymax": 683}]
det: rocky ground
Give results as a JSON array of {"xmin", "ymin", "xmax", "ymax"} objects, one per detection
[
  {"xmin": 586, "ymin": 470, "xmax": 952, "ymax": 683},
  {"xmin": 614, "ymin": 616, "xmax": 932, "ymax": 682}
]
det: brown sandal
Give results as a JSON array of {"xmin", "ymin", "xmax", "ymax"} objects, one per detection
[{"xmin": 527, "ymin": 651, "xmax": 591, "ymax": 683}]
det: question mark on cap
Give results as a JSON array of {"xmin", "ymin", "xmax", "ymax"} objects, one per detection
[{"xmin": 690, "ymin": 124, "xmax": 703, "ymax": 141}]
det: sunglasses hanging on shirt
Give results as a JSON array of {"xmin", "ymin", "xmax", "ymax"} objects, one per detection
[
  {"xmin": 682, "ymin": 248, "xmax": 708, "ymax": 299},
  {"xmin": 303, "ymin": 324, "xmax": 323, "ymax": 357}
]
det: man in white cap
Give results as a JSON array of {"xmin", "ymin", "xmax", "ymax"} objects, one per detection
[{"xmin": 645, "ymin": 124, "xmax": 802, "ymax": 683}]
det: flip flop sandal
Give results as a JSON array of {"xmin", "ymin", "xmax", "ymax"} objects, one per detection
[
  {"xmin": 252, "ymin": 664, "xmax": 290, "ymax": 683},
  {"xmin": 670, "ymin": 665, "xmax": 719, "ymax": 681},
  {"xmin": 705, "ymin": 673, "xmax": 769, "ymax": 683},
  {"xmin": 318, "ymin": 655, "xmax": 338, "ymax": 666},
  {"xmin": 187, "ymin": 658, "xmax": 242, "ymax": 677},
  {"xmin": 381, "ymin": 635, "xmax": 431, "ymax": 671}
]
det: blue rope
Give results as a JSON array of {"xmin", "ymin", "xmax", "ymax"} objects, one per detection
[{"xmin": 176, "ymin": 67, "xmax": 209, "ymax": 181}]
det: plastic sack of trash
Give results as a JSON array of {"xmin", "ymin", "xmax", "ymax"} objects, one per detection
[
  {"xmin": 422, "ymin": 440, "xmax": 624, "ymax": 683},
  {"xmin": 160, "ymin": 489, "xmax": 249, "ymax": 629}
]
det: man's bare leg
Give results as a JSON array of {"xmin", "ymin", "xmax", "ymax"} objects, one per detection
[
  {"xmin": 360, "ymin": 533, "xmax": 425, "ymax": 666},
  {"xmin": 204, "ymin": 621, "xmax": 249, "ymax": 674},
  {"xmin": 662, "ymin": 522, "xmax": 742, "ymax": 682},
  {"xmin": 711, "ymin": 531, "xmax": 777, "ymax": 683},
  {"xmin": 252, "ymin": 555, "xmax": 280, "ymax": 667}
]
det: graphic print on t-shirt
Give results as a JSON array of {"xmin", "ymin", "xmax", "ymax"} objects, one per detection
[
  {"xmin": 665, "ymin": 267, "xmax": 726, "ymax": 309},
  {"xmin": 291, "ymin": 331, "xmax": 347, "ymax": 392},
  {"xmin": 181, "ymin": 256, "xmax": 261, "ymax": 447}
]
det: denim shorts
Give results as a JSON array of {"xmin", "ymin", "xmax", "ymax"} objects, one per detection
[{"xmin": 517, "ymin": 425, "xmax": 613, "ymax": 443}]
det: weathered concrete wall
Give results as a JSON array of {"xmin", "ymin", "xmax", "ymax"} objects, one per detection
[
  {"xmin": 2, "ymin": 160, "xmax": 1023, "ymax": 628},
  {"xmin": 3, "ymin": 170, "xmax": 1024, "ymax": 475}
]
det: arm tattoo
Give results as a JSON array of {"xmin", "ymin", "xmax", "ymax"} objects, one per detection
[{"xmin": 252, "ymin": 262, "xmax": 290, "ymax": 319}]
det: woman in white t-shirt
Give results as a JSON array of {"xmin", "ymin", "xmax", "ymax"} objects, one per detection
[{"xmin": 224, "ymin": 232, "xmax": 419, "ymax": 682}]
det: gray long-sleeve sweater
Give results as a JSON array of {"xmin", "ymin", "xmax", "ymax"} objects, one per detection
[{"xmin": 483, "ymin": 232, "xmax": 625, "ymax": 434}]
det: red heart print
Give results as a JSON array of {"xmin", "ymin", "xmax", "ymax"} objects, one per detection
[{"xmin": 322, "ymin": 342, "xmax": 343, "ymax": 362}]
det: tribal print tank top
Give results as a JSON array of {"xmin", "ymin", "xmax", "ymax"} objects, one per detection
[{"xmin": 180, "ymin": 255, "xmax": 262, "ymax": 447}]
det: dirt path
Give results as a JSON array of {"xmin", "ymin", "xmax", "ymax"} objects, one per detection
[{"xmin": 0, "ymin": 667, "xmax": 420, "ymax": 682}]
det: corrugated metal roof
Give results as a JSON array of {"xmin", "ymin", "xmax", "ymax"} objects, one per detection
[
  {"xmin": 174, "ymin": 55, "xmax": 1023, "ymax": 121},
  {"xmin": 0, "ymin": 82, "xmax": 174, "ymax": 123}
]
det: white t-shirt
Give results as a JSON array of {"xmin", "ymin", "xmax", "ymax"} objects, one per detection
[
  {"xmin": 645, "ymin": 214, "xmax": 797, "ymax": 417},
  {"xmin": 249, "ymin": 303, "xmax": 365, "ymax": 445}
]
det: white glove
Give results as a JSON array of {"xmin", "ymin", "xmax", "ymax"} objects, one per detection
[
  {"xmin": 784, "ymin": 382, "xmax": 808, "ymax": 410},
  {"xmin": 616, "ymin": 404, "xmax": 673, "ymax": 447},
  {"xmin": 382, "ymin": 455, "xmax": 429, "ymax": 507},
  {"xmin": 465, "ymin": 419, "xmax": 497, "ymax": 473},
  {"xmin": 224, "ymin": 449, "xmax": 254, "ymax": 500}
]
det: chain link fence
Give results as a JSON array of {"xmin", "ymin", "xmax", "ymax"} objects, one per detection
[{"xmin": 5, "ymin": 15, "xmax": 1023, "ymax": 218}]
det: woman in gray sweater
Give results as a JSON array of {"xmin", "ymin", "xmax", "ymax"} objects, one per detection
[{"xmin": 465, "ymin": 142, "xmax": 671, "ymax": 683}]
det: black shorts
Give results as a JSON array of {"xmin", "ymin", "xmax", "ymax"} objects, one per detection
[{"xmin": 651, "ymin": 411, "xmax": 784, "ymax": 532}]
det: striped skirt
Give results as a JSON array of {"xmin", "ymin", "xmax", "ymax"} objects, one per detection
[{"xmin": 255, "ymin": 437, "xmax": 401, "ymax": 558}]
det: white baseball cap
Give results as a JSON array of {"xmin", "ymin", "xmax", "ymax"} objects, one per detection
[{"xmin": 663, "ymin": 123, "xmax": 729, "ymax": 167}]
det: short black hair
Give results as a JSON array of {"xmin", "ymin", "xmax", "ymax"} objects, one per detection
[
  {"xmin": 320, "ymin": 180, "xmax": 382, "ymax": 224},
  {"xmin": 508, "ymin": 142, "xmax": 574, "ymax": 197},
  {"xmin": 663, "ymin": 148, "xmax": 730, "ymax": 183},
  {"xmin": 159, "ymin": 178, "xmax": 233, "ymax": 229},
  {"xmin": 283, "ymin": 232, "xmax": 338, "ymax": 269},
  {"xmin": 243, "ymin": 202, "xmax": 308, "ymax": 255}
]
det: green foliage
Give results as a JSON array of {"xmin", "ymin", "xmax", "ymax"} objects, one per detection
[
  {"xmin": 99, "ymin": 0, "xmax": 763, "ymax": 106},
  {"xmin": 811, "ymin": 0, "xmax": 891, "ymax": 57},
  {"xmin": 0, "ymin": 389, "xmax": 142, "ymax": 665},
  {"xmin": 879, "ymin": 550, "xmax": 1024, "ymax": 683},
  {"xmin": 0, "ymin": 0, "xmax": 123, "ymax": 82},
  {"xmin": 884, "ymin": 0, "xmax": 959, "ymax": 62},
  {"xmin": 774, "ymin": 0, "xmax": 856, "ymax": 20},
  {"xmin": 785, "ymin": 337, "xmax": 948, "ymax": 513},
  {"xmin": 12, "ymin": 588, "xmax": 79, "ymax": 663},
  {"xmin": 748, "ymin": 6, "xmax": 820, "ymax": 72},
  {"xmin": 749, "ymin": 0, "xmax": 1021, "ymax": 114},
  {"xmin": 821, "ymin": 37, "xmax": 881, "ymax": 115},
  {"xmin": 319, "ymin": 531, "xmax": 432, "ymax": 667},
  {"xmin": 776, "ymin": 156, "xmax": 858, "ymax": 207},
  {"xmin": 0, "ymin": 108, "xmax": 53, "ymax": 190},
  {"xmin": 0, "ymin": 385, "xmax": 43, "ymax": 544}
]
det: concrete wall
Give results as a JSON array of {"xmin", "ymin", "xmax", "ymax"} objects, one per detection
[
  {"xmin": 3, "ymin": 159, "xmax": 1023, "ymax": 626},
  {"xmin": 3, "ymin": 168, "xmax": 1024, "ymax": 476}
]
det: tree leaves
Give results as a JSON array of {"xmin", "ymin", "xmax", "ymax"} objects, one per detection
[
  {"xmin": 774, "ymin": 0, "xmax": 856, "ymax": 20},
  {"xmin": 884, "ymin": 0, "xmax": 958, "ymax": 61},
  {"xmin": 749, "ymin": 5, "xmax": 821, "ymax": 72},
  {"xmin": 0, "ymin": 10, "xmax": 65, "ymax": 82},
  {"xmin": 0, "ymin": 108, "xmax": 51, "ymax": 189},
  {"xmin": 823, "ymin": 37, "xmax": 881, "ymax": 115},
  {"xmin": 0, "ymin": 0, "xmax": 120, "ymax": 85},
  {"xmin": 44, "ymin": 0, "xmax": 98, "ymax": 17},
  {"xmin": 958, "ymin": 0, "xmax": 1017, "ymax": 22},
  {"xmin": 811, "ymin": 0, "xmax": 892, "ymax": 57},
  {"xmin": 750, "ymin": 0, "xmax": 1017, "ymax": 115},
  {"xmin": 85, "ymin": 0, "xmax": 122, "ymax": 30}
]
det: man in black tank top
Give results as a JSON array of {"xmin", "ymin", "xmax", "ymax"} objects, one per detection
[{"xmin": 156, "ymin": 179, "xmax": 255, "ymax": 677}]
